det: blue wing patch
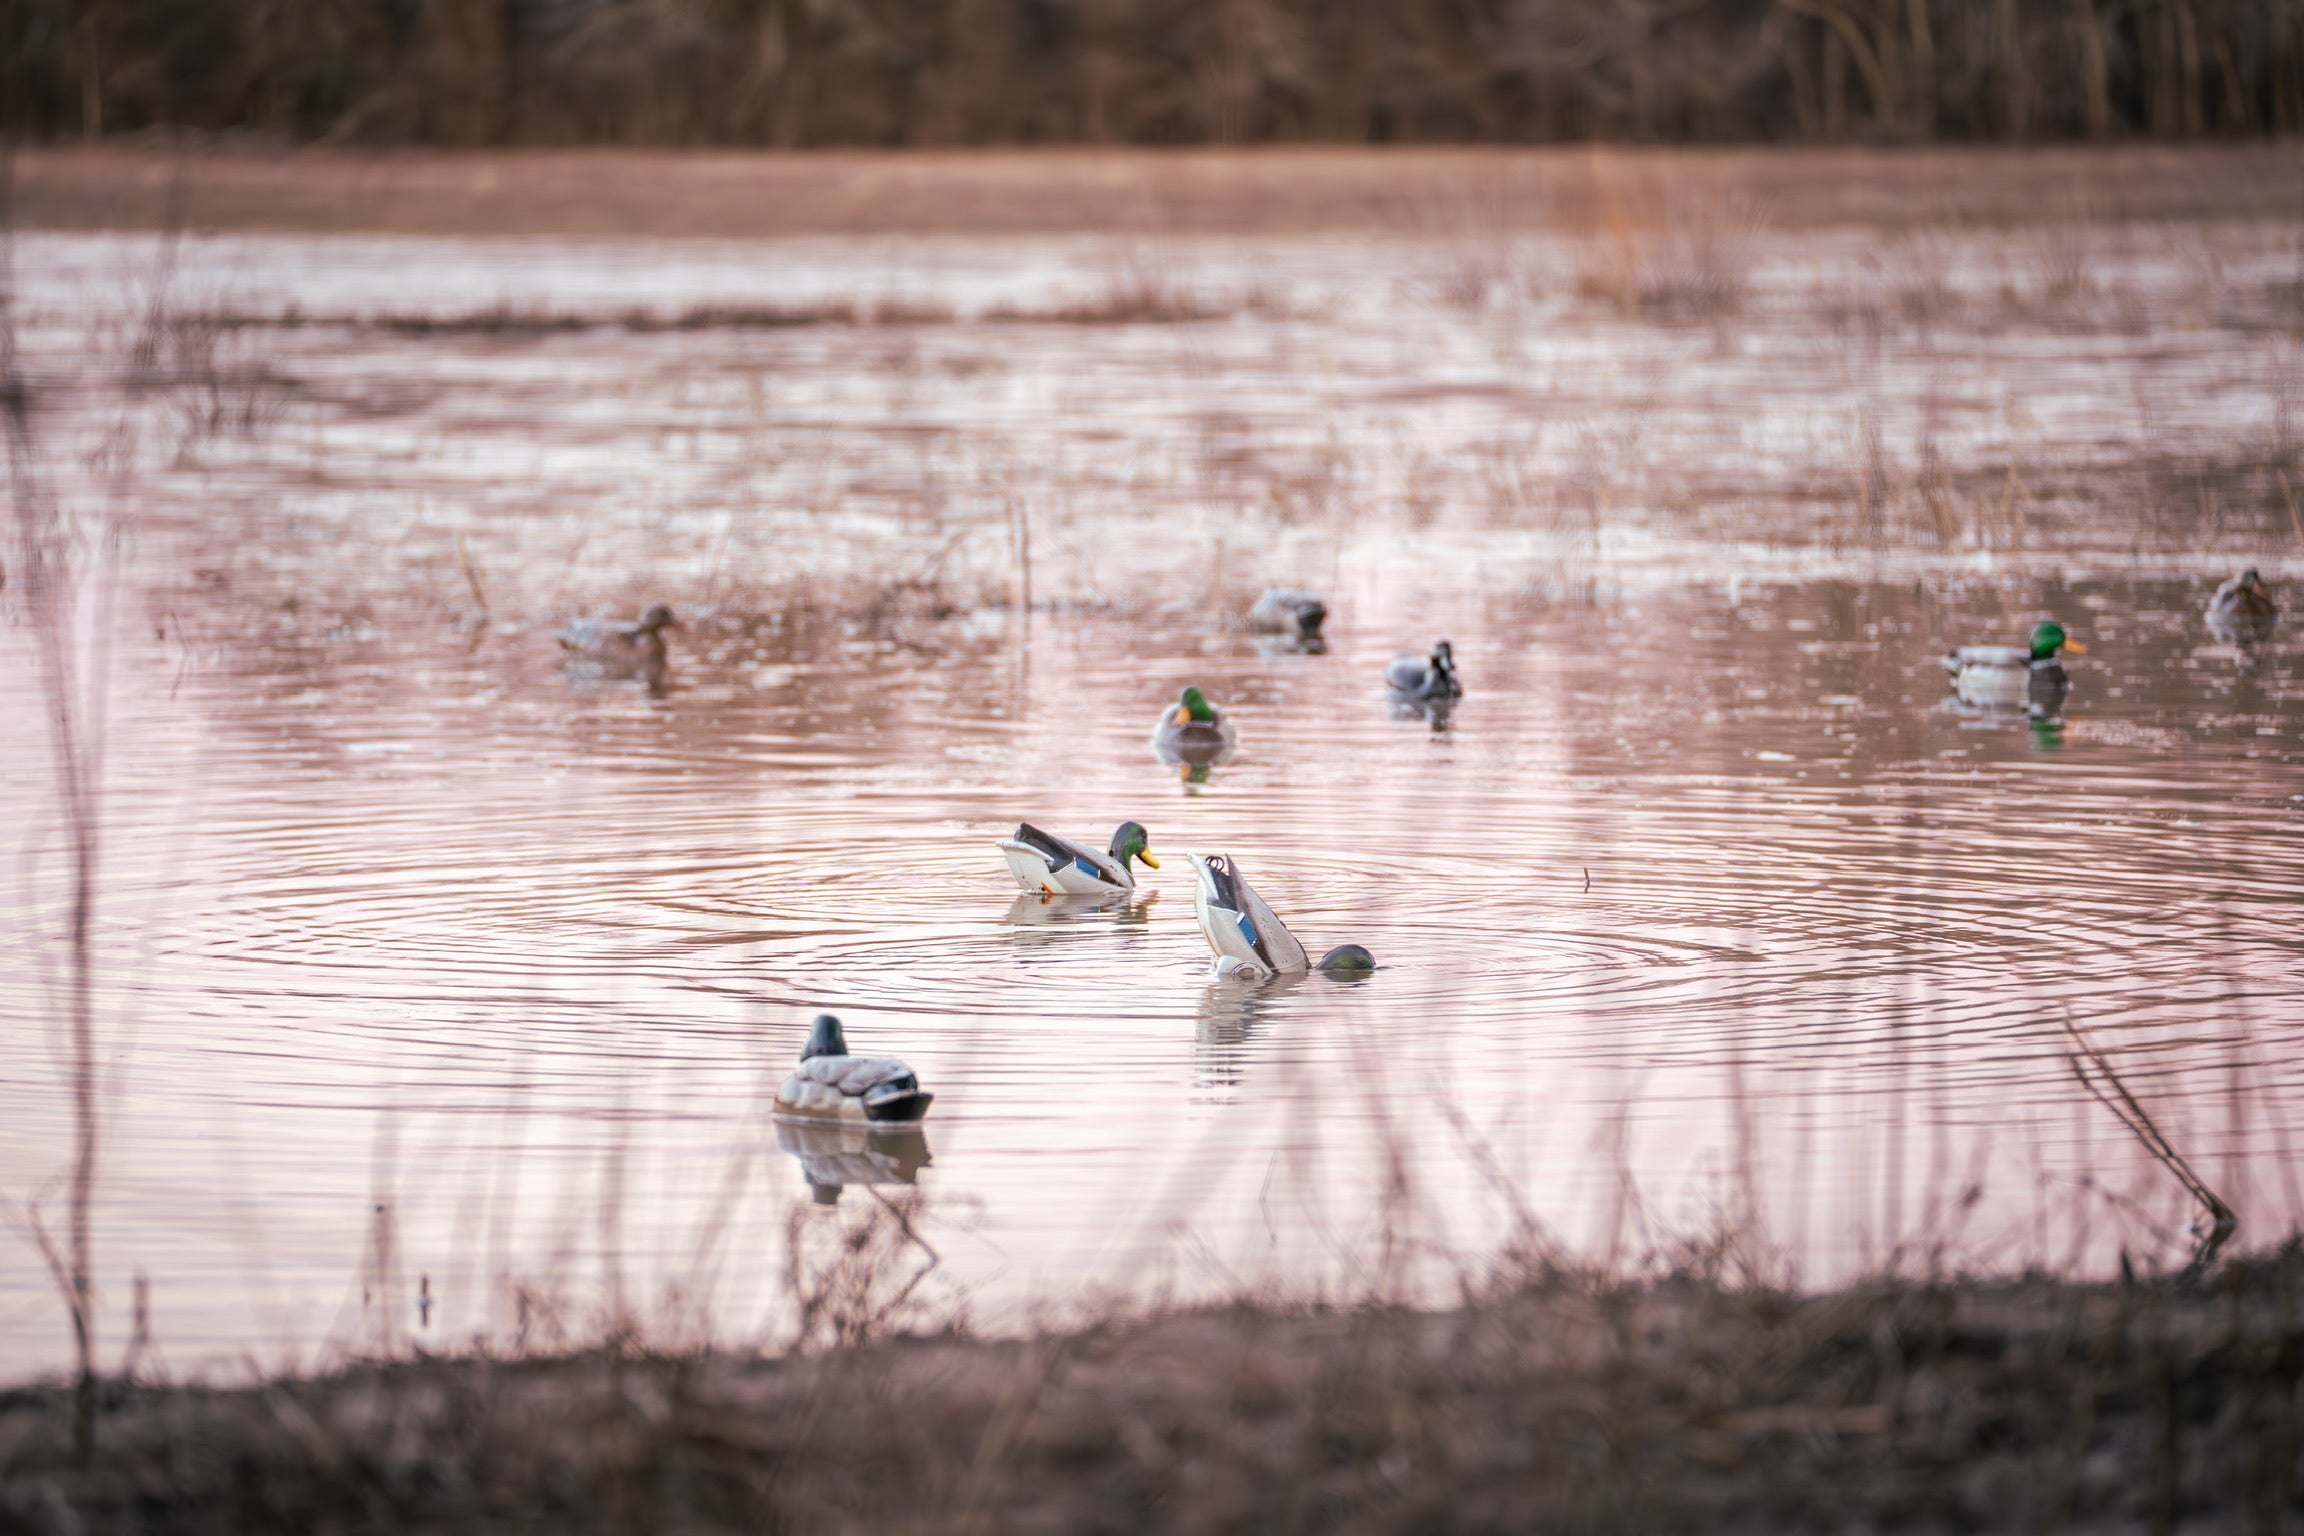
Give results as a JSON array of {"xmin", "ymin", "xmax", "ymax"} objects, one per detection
[
  {"xmin": 1233, "ymin": 912, "xmax": 1259, "ymax": 951},
  {"xmin": 1075, "ymin": 856, "xmax": 1103, "ymax": 880}
]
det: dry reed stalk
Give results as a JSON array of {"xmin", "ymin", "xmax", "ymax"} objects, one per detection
[
  {"xmin": 2062, "ymin": 1007, "xmax": 2237, "ymax": 1271},
  {"xmin": 0, "ymin": 142, "xmax": 107, "ymax": 1467}
]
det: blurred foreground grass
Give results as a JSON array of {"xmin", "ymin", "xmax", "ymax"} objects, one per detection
[{"xmin": 5, "ymin": 1247, "xmax": 2301, "ymax": 1532}]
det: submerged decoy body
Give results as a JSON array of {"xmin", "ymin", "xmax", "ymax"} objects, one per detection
[
  {"xmin": 998, "ymin": 820, "xmax": 1158, "ymax": 894},
  {"xmin": 560, "ymin": 602, "xmax": 681, "ymax": 675},
  {"xmin": 2207, "ymin": 568, "xmax": 2279, "ymax": 644},
  {"xmin": 1151, "ymin": 685, "xmax": 1239, "ymax": 770},
  {"xmin": 1942, "ymin": 621, "xmax": 2082, "ymax": 716},
  {"xmin": 1188, "ymin": 853, "xmax": 1373, "ymax": 983},
  {"xmin": 774, "ymin": 1014, "xmax": 933, "ymax": 1126},
  {"xmin": 1386, "ymin": 639, "xmax": 1462, "ymax": 701},
  {"xmin": 1248, "ymin": 587, "xmax": 1329, "ymax": 642}
]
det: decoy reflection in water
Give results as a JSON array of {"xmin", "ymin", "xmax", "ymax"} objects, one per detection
[
  {"xmin": 776, "ymin": 1119, "xmax": 933, "ymax": 1206},
  {"xmin": 1188, "ymin": 853, "xmax": 1373, "ymax": 983},
  {"xmin": 774, "ymin": 1014, "xmax": 933, "ymax": 1126},
  {"xmin": 2207, "ymin": 568, "xmax": 2279, "ymax": 645},
  {"xmin": 1004, "ymin": 888, "xmax": 1156, "ymax": 929},
  {"xmin": 1193, "ymin": 974, "xmax": 1295, "ymax": 1090},
  {"xmin": 559, "ymin": 602, "xmax": 682, "ymax": 681},
  {"xmin": 1151, "ymin": 685, "xmax": 1239, "ymax": 776},
  {"xmin": 1941, "ymin": 621, "xmax": 2083, "ymax": 719},
  {"xmin": 1247, "ymin": 587, "xmax": 1329, "ymax": 652},
  {"xmin": 996, "ymin": 820, "xmax": 1157, "ymax": 895},
  {"xmin": 1386, "ymin": 639, "xmax": 1463, "ymax": 702}
]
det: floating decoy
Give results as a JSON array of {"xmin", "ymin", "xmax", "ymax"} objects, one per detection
[
  {"xmin": 2207, "ymin": 568, "xmax": 2279, "ymax": 644},
  {"xmin": 1941, "ymin": 620, "xmax": 2083, "ymax": 716},
  {"xmin": 1152, "ymin": 685, "xmax": 1239, "ymax": 771},
  {"xmin": 559, "ymin": 602, "xmax": 681, "ymax": 676},
  {"xmin": 774, "ymin": 1014, "xmax": 933, "ymax": 1126},
  {"xmin": 1187, "ymin": 853, "xmax": 1373, "ymax": 983},
  {"xmin": 997, "ymin": 821, "xmax": 1158, "ymax": 894},
  {"xmin": 1386, "ymin": 639, "xmax": 1462, "ymax": 701},
  {"xmin": 1247, "ymin": 587, "xmax": 1329, "ymax": 643}
]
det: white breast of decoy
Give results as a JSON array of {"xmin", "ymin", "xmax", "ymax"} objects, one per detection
[
  {"xmin": 997, "ymin": 825, "xmax": 1132, "ymax": 894},
  {"xmin": 1190, "ymin": 854, "xmax": 1308, "ymax": 979}
]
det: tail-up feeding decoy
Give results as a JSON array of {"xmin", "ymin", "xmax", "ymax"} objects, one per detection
[{"xmin": 1188, "ymin": 853, "xmax": 1373, "ymax": 983}]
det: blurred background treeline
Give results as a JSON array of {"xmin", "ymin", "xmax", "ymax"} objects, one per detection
[{"xmin": 4, "ymin": 0, "xmax": 2299, "ymax": 147}]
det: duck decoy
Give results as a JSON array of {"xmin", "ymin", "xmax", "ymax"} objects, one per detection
[
  {"xmin": 1187, "ymin": 853, "xmax": 1373, "ymax": 983},
  {"xmin": 1248, "ymin": 587, "xmax": 1329, "ymax": 644},
  {"xmin": 1941, "ymin": 621, "xmax": 2083, "ymax": 716},
  {"xmin": 1151, "ymin": 685, "xmax": 1239, "ymax": 772},
  {"xmin": 560, "ymin": 602, "xmax": 681, "ymax": 676},
  {"xmin": 2207, "ymin": 568, "xmax": 2279, "ymax": 644},
  {"xmin": 997, "ymin": 821, "xmax": 1158, "ymax": 895},
  {"xmin": 774, "ymin": 1014, "xmax": 933, "ymax": 1126},
  {"xmin": 1386, "ymin": 639, "xmax": 1462, "ymax": 701}
]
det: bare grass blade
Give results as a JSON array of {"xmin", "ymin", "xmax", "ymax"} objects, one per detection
[{"xmin": 2062, "ymin": 1007, "xmax": 2237, "ymax": 1272}]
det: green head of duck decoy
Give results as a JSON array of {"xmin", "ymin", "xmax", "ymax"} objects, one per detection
[
  {"xmin": 1316, "ymin": 944, "xmax": 1376, "ymax": 975},
  {"xmin": 1174, "ymin": 686, "xmax": 1217, "ymax": 726},
  {"xmin": 1107, "ymin": 821, "xmax": 1159, "ymax": 872},
  {"xmin": 639, "ymin": 603, "xmax": 681, "ymax": 634},
  {"xmin": 2029, "ymin": 622, "xmax": 2083, "ymax": 661},
  {"xmin": 802, "ymin": 1013, "xmax": 849, "ymax": 1061}
]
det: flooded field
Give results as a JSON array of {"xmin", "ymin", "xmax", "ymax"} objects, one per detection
[{"xmin": 2, "ymin": 162, "xmax": 2301, "ymax": 1378}]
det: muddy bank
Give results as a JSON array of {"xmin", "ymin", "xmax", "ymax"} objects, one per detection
[
  {"xmin": 16, "ymin": 144, "xmax": 2304, "ymax": 239},
  {"xmin": 4, "ymin": 1254, "xmax": 2301, "ymax": 1533}
]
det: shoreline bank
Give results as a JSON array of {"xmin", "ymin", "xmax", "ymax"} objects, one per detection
[
  {"xmin": 5, "ymin": 1253, "xmax": 2300, "ymax": 1531},
  {"xmin": 15, "ymin": 143, "xmax": 2304, "ymax": 239}
]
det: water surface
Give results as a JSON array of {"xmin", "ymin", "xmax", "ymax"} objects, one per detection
[{"xmin": 2, "ymin": 220, "xmax": 2299, "ymax": 1376}]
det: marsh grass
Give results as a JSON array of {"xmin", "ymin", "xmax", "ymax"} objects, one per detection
[{"xmin": 1573, "ymin": 188, "xmax": 1766, "ymax": 323}]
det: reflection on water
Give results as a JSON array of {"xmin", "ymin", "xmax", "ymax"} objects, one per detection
[
  {"xmin": 776, "ymin": 1122, "xmax": 934, "ymax": 1205},
  {"xmin": 0, "ymin": 223, "xmax": 2300, "ymax": 1377},
  {"xmin": 1004, "ymin": 890, "xmax": 1159, "ymax": 928}
]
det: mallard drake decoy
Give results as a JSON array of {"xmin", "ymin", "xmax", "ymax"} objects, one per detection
[
  {"xmin": 2207, "ymin": 568, "xmax": 2279, "ymax": 644},
  {"xmin": 774, "ymin": 1014, "xmax": 933, "ymax": 1126},
  {"xmin": 1188, "ymin": 853, "xmax": 1373, "ymax": 983},
  {"xmin": 997, "ymin": 821, "xmax": 1157, "ymax": 894},
  {"xmin": 560, "ymin": 603, "xmax": 681, "ymax": 675},
  {"xmin": 1247, "ymin": 587, "xmax": 1328, "ymax": 642},
  {"xmin": 1151, "ymin": 685, "xmax": 1239, "ymax": 770},
  {"xmin": 1941, "ymin": 621, "xmax": 2083, "ymax": 716},
  {"xmin": 1386, "ymin": 639, "xmax": 1462, "ymax": 701}
]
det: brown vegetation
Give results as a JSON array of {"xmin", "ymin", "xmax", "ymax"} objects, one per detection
[
  {"xmin": 6, "ymin": 0, "xmax": 2302, "ymax": 148},
  {"xmin": 4, "ymin": 1247, "xmax": 2302, "ymax": 1532}
]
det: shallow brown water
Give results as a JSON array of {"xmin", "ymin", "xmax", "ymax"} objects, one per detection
[{"xmin": 1, "ymin": 217, "xmax": 2300, "ymax": 1377}]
